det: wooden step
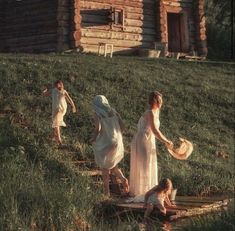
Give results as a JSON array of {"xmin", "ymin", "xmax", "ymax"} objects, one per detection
[{"xmin": 80, "ymin": 169, "xmax": 102, "ymax": 177}]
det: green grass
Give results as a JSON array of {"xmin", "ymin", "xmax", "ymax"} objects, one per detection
[{"xmin": 0, "ymin": 53, "xmax": 234, "ymax": 230}]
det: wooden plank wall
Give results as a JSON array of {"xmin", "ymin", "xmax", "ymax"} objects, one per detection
[
  {"xmin": 0, "ymin": 2, "xmax": 6, "ymax": 51},
  {"xmin": 79, "ymin": 0, "xmax": 157, "ymax": 54},
  {"xmin": 57, "ymin": 0, "xmax": 73, "ymax": 52},
  {"xmin": 0, "ymin": 0, "xmax": 58, "ymax": 53}
]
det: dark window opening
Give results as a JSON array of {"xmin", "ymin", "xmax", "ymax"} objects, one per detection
[{"xmin": 109, "ymin": 8, "xmax": 124, "ymax": 29}]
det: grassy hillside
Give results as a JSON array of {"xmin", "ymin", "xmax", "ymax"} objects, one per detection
[{"xmin": 0, "ymin": 54, "xmax": 234, "ymax": 230}]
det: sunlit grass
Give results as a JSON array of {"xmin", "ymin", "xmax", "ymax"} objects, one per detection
[{"xmin": 0, "ymin": 53, "xmax": 234, "ymax": 230}]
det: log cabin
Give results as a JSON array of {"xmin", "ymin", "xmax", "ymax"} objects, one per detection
[{"xmin": 0, "ymin": 0, "xmax": 207, "ymax": 57}]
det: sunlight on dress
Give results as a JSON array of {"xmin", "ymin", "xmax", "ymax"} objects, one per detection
[
  {"xmin": 52, "ymin": 88, "xmax": 67, "ymax": 128},
  {"xmin": 129, "ymin": 109, "xmax": 159, "ymax": 196},
  {"xmin": 93, "ymin": 113, "xmax": 124, "ymax": 169}
]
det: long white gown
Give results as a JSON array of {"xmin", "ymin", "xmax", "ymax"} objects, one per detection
[
  {"xmin": 51, "ymin": 88, "xmax": 67, "ymax": 128},
  {"xmin": 129, "ymin": 109, "xmax": 159, "ymax": 196},
  {"xmin": 93, "ymin": 112, "xmax": 124, "ymax": 169}
]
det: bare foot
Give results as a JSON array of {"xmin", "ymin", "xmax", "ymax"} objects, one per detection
[
  {"xmin": 101, "ymin": 193, "xmax": 111, "ymax": 201},
  {"xmin": 122, "ymin": 178, "xmax": 129, "ymax": 193}
]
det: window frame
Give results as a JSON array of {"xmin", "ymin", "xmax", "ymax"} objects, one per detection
[{"xmin": 109, "ymin": 7, "xmax": 125, "ymax": 30}]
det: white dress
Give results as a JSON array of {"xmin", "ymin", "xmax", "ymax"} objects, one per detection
[
  {"xmin": 129, "ymin": 109, "xmax": 159, "ymax": 196},
  {"xmin": 93, "ymin": 112, "xmax": 124, "ymax": 169},
  {"xmin": 52, "ymin": 88, "xmax": 67, "ymax": 128}
]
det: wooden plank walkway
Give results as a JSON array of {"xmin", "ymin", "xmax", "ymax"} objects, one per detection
[{"xmin": 115, "ymin": 196, "xmax": 232, "ymax": 221}]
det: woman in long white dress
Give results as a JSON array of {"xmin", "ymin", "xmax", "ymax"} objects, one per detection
[
  {"xmin": 91, "ymin": 95, "xmax": 129, "ymax": 197},
  {"xmin": 129, "ymin": 91, "xmax": 173, "ymax": 197}
]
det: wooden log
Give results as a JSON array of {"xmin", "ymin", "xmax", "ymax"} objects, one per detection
[
  {"xmin": 78, "ymin": 44, "xmax": 146, "ymax": 54},
  {"xmin": 125, "ymin": 18, "xmax": 155, "ymax": 28},
  {"xmin": 5, "ymin": 34, "xmax": 57, "ymax": 47},
  {"xmin": 7, "ymin": 43, "xmax": 57, "ymax": 53},
  {"xmin": 80, "ymin": 29, "xmax": 156, "ymax": 42},
  {"xmin": 3, "ymin": 21, "xmax": 57, "ymax": 33},
  {"xmin": 81, "ymin": 23, "xmax": 156, "ymax": 35},
  {"xmin": 79, "ymin": 37, "xmax": 152, "ymax": 48},
  {"xmin": 3, "ymin": 14, "xmax": 57, "ymax": 26},
  {"xmin": 4, "ymin": 0, "xmax": 57, "ymax": 10},
  {"xmin": 81, "ymin": 0, "xmax": 155, "ymax": 9},
  {"xmin": 0, "ymin": 29, "xmax": 58, "ymax": 40},
  {"xmin": 80, "ymin": 2, "xmax": 154, "ymax": 15},
  {"xmin": 80, "ymin": 170, "xmax": 102, "ymax": 177}
]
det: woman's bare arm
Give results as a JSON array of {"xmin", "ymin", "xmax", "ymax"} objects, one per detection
[
  {"xmin": 64, "ymin": 91, "xmax": 76, "ymax": 113},
  {"xmin": 164, "ymin": 194, "xmax": 176, "ymax": 207},
  {"xmin": 90, "ymin": 114, "xmax": 101, "ymax": 143},
  {"xmin": 42, "ymin": 87, "xmax": 51, "ymax": 96},
  {"xmin": 164, "ymin": 194, "xmax": 172, "ymax": 206},
  {"xmin": 148, "ymin": 111, "xmax": 173, "ymax": 148}
]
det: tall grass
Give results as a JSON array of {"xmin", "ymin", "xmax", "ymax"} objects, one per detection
[
  {"xmin": 181, "ymin": 210, "xmax": 235, "ymax": 231},
  {"xmin": 0, "ymin": 53, "xmax": 234, "ymax": 230}
]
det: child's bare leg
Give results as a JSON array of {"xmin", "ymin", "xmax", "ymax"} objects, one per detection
[
  {"xmin": 101, "ymin": 168, "xmax": 110, "ymax": 197},
  {"xmin": 57, "ymin": 126, "xmax": 62, "ymax": 144},
  {"xmin": 111, "ymin": 166, "xmax": 129, "ymax": 192},
  {"xmin": 143, "ymin": 204, "xmax": 154, "ymax": 223},
  {"xmin": 54, "ymin": 127, "xmax": 62, "ymax": 145}
]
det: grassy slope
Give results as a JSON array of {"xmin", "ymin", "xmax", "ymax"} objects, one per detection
[{"xmin": 0, "ymin": 54, "xmax": 234, "ymax": 229}]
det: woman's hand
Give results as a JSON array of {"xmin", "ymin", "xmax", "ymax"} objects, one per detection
[
  {"xmin": 72, "ymin": 106, "xmax": 77, "ymax": 113},
  {"xmin": 43, "ymin": 87, "xmax": 50, "ymax": 96},
  {"xmin": 43, "ymin": 88, "xmax": 48, "ymax": 93},
  {"xmin": 165, "ymin": 140, "xmax": 173, "ymax": 150}
]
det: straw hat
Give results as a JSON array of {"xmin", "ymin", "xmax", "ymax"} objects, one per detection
[{"xmin": 167, "ymin": 138, "xmax": 193, "ymax": 160}]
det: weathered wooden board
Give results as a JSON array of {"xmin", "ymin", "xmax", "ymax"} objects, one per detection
[
  {"xmin": 114, "ymin": 196, "xmax": 232, "ymax": 221},
  {"xmin": 80, "ymin": 169, "xmax": 102, "ymax": 177}
]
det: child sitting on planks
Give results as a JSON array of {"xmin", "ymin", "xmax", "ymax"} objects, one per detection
[
  {"xmin": 143, "ymin": 178, "xmax": 176, "ymax": 222},
  {"xmin": 43, "ymin": 80, "xmax": 76, "ymax": 145}
]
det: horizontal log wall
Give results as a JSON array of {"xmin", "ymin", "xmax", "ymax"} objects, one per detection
[
  {"xmin": 79, "ymin": 0, "xmax": 157, "ymax": 54},
  {"xmin": 0, "ymin": 0, "xmax": 58, "ymax": 52},
  {"xmin": 0, "ymin": 0, "xmax": 207, "ymax": 56},
  {"xmin": 0, "ymin": 2, "xmax": 5, "ymax": 51}
]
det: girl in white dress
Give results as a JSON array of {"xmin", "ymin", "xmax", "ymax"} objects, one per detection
[
  {"xmin": 43, "ymin": 80, "xmax": 76, "ymax": 145},
  {"xmin": 91, "ymin": 95, "xmax": 129, "ymax": 197},
  {"xmin": 129, "ymin": 91, "xmax": 173, "ymax": 196}
]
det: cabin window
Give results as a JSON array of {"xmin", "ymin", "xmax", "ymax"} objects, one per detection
[{"xmin": 110, "ymin": 8, "xmax": 124, "ymax": 29}]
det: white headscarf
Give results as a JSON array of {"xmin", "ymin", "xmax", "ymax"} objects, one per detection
[{"xmin": 93, "ymin": 95, "xmax": 112, "ymax": 118}]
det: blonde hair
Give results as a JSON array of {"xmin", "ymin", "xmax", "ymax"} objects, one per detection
[{"xmin": 158, "ymin": 178, "xmax": 172, "ymax": 192}]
